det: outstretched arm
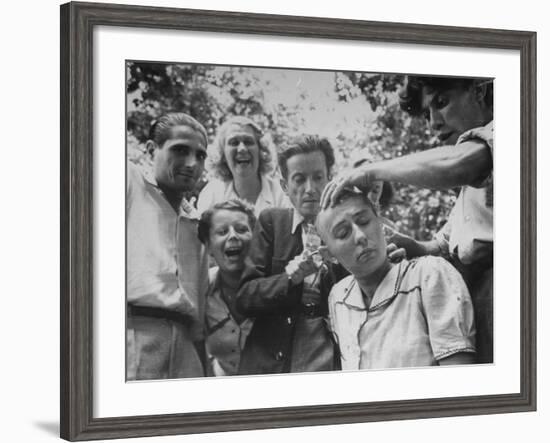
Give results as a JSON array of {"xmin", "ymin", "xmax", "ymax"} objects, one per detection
[{"xmin": 321, "ymin": 140, "xmax": 492, "ymax": 208}]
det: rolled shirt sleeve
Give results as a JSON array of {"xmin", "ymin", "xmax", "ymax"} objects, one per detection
[{"xmin": 418, "ymin": 256, "xmax": 477, "ymax": 360}]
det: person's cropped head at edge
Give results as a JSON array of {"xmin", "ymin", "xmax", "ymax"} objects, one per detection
[{"xmin": 399, "ymin": 76, "xmax": 493, "ymax": 145}]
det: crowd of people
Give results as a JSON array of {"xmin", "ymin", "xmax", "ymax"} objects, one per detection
[{"xmin": 126, "ymin": 75, "xmax": 494, "ymax": 380}]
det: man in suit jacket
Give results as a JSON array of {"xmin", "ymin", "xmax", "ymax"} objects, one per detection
[{"xmin": 237, "ymin": 135, "xmax": 346, "ymax": 375}]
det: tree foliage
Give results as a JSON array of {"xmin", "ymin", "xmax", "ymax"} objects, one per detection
[{"xmin": 126, "ymin": 62, "xmax": 456, "ymax": 240}]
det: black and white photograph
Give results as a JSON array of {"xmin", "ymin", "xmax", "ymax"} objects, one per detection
[{"xmin": 125, "ymin": 61, "xmax": 494, "ymax": 380}]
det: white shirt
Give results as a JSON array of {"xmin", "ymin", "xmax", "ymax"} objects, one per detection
[
  {"xmin": 197, "ymin": 174, "xmax": 290, "ymax": 217},
  {"xmin": 435, "ymin": 121, "xmax": 494, "ymax": 264},
  {"xmin": 329, "ymin": 257, "xmax": 476, "ymax": 370},
  {"xmin": 126, "ymin": 162, "xmax": 209, "ymax": 338}
]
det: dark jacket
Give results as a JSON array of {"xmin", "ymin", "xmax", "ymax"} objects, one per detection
[{"xmin": 236, "ymin": 208, "xmax": 346, "ymax": 375}]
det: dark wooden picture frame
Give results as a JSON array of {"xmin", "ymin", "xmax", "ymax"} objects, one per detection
[{"xmin": 60, "ymin": 1, "xmax": 537, "ymax": 441}]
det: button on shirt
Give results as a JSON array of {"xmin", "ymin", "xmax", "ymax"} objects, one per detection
[
  {"xmin": 197, "ymin": 175, "xmax": 290, "ymax": 217},
  {"xmin": 435, "ymin": 121, "xmax": 494, "ymax": 265},
  {"xmin": 127, "ymin": 162, "xmax": 208, "ymax": 339},
  {"xmin": 328, "ymin": 257, "xmax": 476, "ymax": 370},
  {"xmin": 205, "ymin": 268, "xmax": 253, "ymax": 376}
]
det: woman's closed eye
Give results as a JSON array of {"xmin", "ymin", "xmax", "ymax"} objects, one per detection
[
  {"xmin": 333, "ymin": 224, "xmax": 351, "ymax": 240},
  {"xmin": 355, "ymin": 216, "xmax": 371, "ymax": 226}
]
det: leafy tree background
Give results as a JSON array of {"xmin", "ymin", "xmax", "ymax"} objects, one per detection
[{"xmin": 127, "ymin": 61, "xmax": 457, "ymax": 240}]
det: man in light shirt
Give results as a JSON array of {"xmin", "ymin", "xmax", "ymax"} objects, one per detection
[{"xmin": 126, "ymin": 113, "xmax": 209, "ymax": 380}]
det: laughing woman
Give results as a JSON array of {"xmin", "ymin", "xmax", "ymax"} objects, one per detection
[
  {"xmin": 197, "ymin": 116, "xmax": 289, "ymax": 216},
  {"xmin": 198, "ymin": 199, "xmax": 256, "ymax": 376}
]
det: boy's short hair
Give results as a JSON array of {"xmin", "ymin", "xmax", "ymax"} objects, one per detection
[
  {"xmin": 316, "ymin": 188, "xmax": 378, "ymax": 237},
  {"xmin": 198, "ymin": 199, "xmax": 256, "ymax": 244}
]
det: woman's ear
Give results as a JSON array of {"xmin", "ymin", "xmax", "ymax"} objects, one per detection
[
  {"xmin": 367, "ymin": 180, "xmax": 383, "ymax": 207},
  {"xmin": 474, "ymin": 80, "xmax": 488, "ymax": 105},
  {"xmin": 146, "ymin": 140, "xmax": 157, "ymax": 157},
  {"xmin": 318, "ymin": 246, "xmax": 338, "ymax": 264}
]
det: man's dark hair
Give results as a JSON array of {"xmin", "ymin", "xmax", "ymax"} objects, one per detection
[
  {"xmin": 278, "ymin": 135, "xmax": 335, "ymax": 180},
  {"xmin": 148, "ymin": 112, "xmax": 208, "ymax": 148},
  {"xmin": 398, "ymin": 76, "xmax": 493, "ymax": 116}
]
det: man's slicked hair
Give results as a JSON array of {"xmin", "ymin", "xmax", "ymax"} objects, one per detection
[{"xmin": 148, "ymin": 112, "xmax": 208, "ymax": 148}]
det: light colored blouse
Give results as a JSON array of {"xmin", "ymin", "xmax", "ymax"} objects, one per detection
[
  {"xmin": 435, "ymin": 121, "xmax": 493, "ymax": 264},
  {"xmin": 197, "ymin": 174, "xmax": 290, "ymax": 217},
  {"xmin": 329, "ymin": 256, "xmax": 476, "ymax": 370},
  {"xmin": 205, "ymin": 267, "xmax": 254, "ymax": 376}
]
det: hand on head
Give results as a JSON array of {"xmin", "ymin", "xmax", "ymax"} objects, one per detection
[{"xmin": 320, "ymin": 165, "xmax": 378, "ymax": 210}]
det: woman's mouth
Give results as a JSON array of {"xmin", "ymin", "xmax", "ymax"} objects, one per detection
[
  {"xmin": 235, "ymin": 157, "xmax": 252, "ymax": 166},
  {"xmin": 224, "ymin": 245, "xmax": 243, "ymax": 259},
  {"xmin": 356, "ymin": 249, "xmax": 374, "ymax": 263}
]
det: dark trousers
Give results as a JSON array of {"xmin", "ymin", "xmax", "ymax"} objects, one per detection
[{"xmin": 451, "ymin": 258, "xmax": 493, "ymax": 364}]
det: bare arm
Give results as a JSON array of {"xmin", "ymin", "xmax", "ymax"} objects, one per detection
[
  {"xmin": 321, "ymin": 140, "xmax": 492, "ymax": 209},
  {"xmin": 367, "ymin": 141, "xmax": 492, "ymax": 189}
]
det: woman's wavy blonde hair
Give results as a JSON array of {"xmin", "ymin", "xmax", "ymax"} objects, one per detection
[{"xmin": 206, "ymin": 116, "xmax": 274, "ymax": 181}]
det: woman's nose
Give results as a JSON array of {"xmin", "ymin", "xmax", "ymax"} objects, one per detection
[{"xmin": 353, "ymin": 225, "xmax": 368, "ymax": 245}]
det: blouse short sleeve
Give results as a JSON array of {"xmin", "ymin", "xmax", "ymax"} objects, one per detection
[
  {"xmin": 457, "ymin": 121, "xmax": 494, "ymax": 190},
  {"xmin": 196, "ymin": 179, "xmax": 220, "ymax": 214},
  {"xmin": 416, "ymin": 256, "xmax": 477, "ymax": 360}
]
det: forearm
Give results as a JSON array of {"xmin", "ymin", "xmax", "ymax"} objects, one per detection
[
  {"xmin": 390, "ymin": 237, "xmax": 441, "ymax": 259},
  {"xmin": 367, "ymin": 141, "xmax": 492, "ymax": 189},
  {"xmin": 237, "ymin": 272, "xmax": 300, "ymax": 316}
]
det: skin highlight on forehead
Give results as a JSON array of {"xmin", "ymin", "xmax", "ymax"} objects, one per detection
[
  {"xmin": 166, "ymin": 125, "xmax": 207, "ymax": 150},
  {"xmin": 317, "ymin": 194, "xmax": 375, "ymax": 240}
]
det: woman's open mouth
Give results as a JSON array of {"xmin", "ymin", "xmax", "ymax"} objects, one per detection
[
  {"xmin": 224, "ymin": 245, "xmax": 243, "ymax": 259},
  {"xmin": 235, "ymin": 157, "xmax": 252, "ymax": 166}
]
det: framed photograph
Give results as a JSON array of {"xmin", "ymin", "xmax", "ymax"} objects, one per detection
[{"xmin": 60, "ymin": 1, "xmax": 536, "ymax": 441}]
